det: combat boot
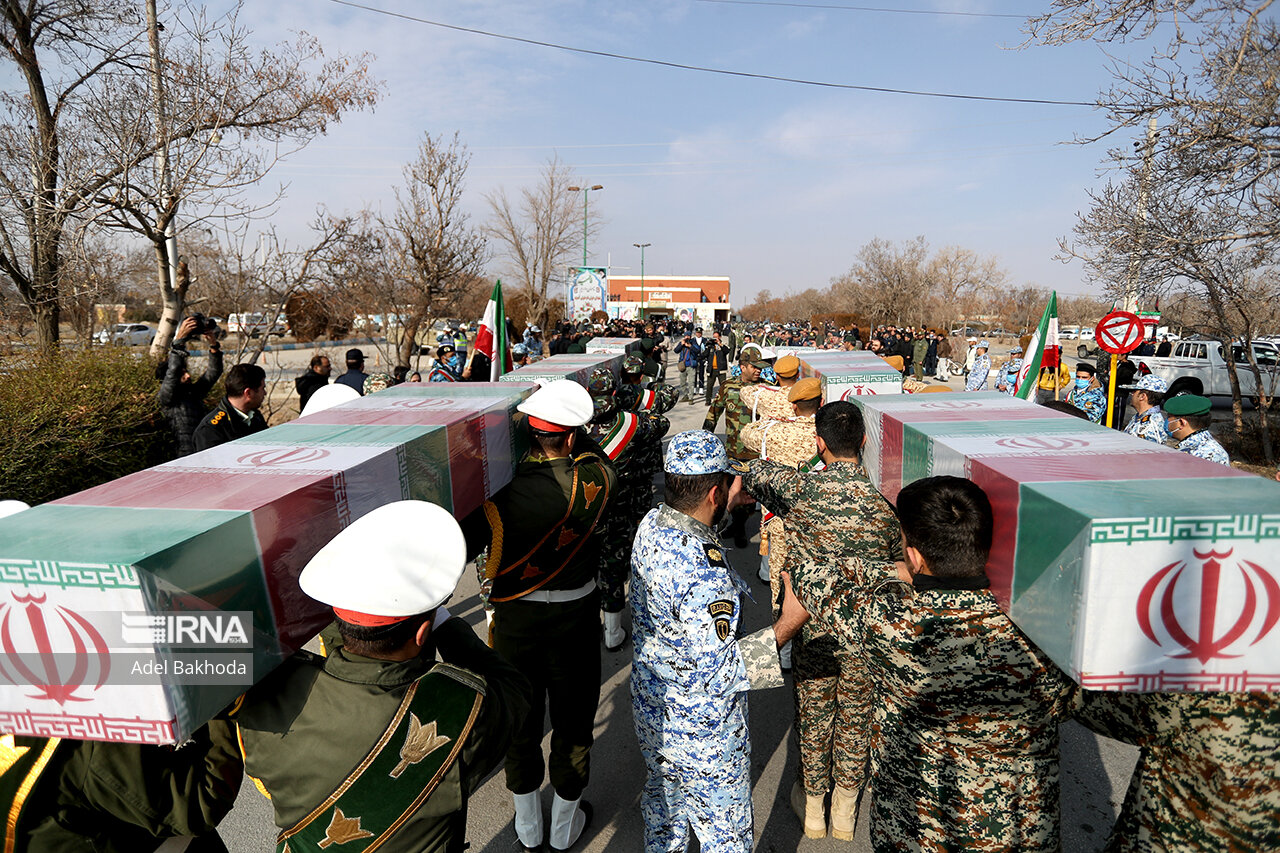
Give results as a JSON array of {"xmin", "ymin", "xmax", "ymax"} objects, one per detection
[
  {"xmin": 829, "ymin": 785, "xmax": 861, "ymax": 841},
  {"xmin": 790, "ymin": 779, "xmax": 826, "ymax": 839}
]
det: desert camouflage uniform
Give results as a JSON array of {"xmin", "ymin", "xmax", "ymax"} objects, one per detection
[
  {"xmin": 740, "ymin": 416, "xmax": 817, "ymax": 610},
  {"xmin": 704, "ymin": 375, "xmax": 766, "ymax": 461},
  {"xmin": 742, "ymin": 459, "xmax": 901, "ymax": 799},
  {"xmin": 630, "ymin": 504, "xmax": 783, "ymax": 853},
  {"xmin": 740, "ymin": 383, "xmax": 795, "ymax": 421},
  {"xmin": 1074, "ymin": 689, "xmax": 1280, "ymax": 852},
  {"xmin": 813, "ymin": 558, "xmax": 1075, "ymax": 852},
  {"xmin": 589, "ymin": 409, "xmax": 670, "ymax": 612}
]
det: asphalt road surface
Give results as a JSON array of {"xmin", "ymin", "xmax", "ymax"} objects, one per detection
[{"xmin": 217, "ymin": 352, "xmax": 1140, "ymax": 852}]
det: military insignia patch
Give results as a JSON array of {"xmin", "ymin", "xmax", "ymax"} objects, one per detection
[
  {"xmin": 708, "ymin": 599, "xmax": 733, "ymax": 642},
  {"xmin": 703, "ymin": 545, "xmax": 727, "ymax": 566}
]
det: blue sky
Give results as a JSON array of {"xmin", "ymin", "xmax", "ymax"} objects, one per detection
[{"xmin": 242, "ymin": 0, "xmax": 1154, "ymax": 306}]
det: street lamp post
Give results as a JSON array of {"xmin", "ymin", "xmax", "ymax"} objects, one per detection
[
  {"xmin": 566, "ymin": 184, "xmax": 604, "ymax": 266},
  {"xmin": 633, "ymin": 242, "xmax": 650, "ymax": 320}
]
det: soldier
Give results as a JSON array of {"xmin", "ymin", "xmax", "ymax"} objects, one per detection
[
  {"xmin": 585, "ymin": 368, "xmax": 669, "ymax": 651},
  {"xmin": 1119, "ymin": 374, "xmax": 1171, "ymax": 444},
  {"xmin": 428, "ymin": 344, "xmax": 462, "ymax": 382},
  {"xmin": 3, "ymin": 718, "xmax": 240, "ymax": 851},
  {"xmin": 1066, "ymin": 362, "xmax": 1108, "ymax": 423},
  {"xmin": 964, "ymin": 341, "xmax": 991, "ymax": 391},
  {"xmin": 1073, "ymin": 690, "xmax": 1280, "ymax": 851},
  {"xmin": 236, "ymin": 501, "xmax": 531, "ymax": 853},
  {"xmin": 805, "ymin": 476, "xmax": 1074, "ymax": 852},
  {"xmin": 460, "ymin": 380, "xmax": 617, "ymax": 852},
  {"xmin": 705, "ymin": 348, "xmax": 771, "ymax": 547},
  {"xmin": 742, "ymin": 400, "xmax": 902, "ymax": 841},
  {"xmin": 1164, "ymin": 393, "xmax": 1229, "ymax": 464},
  {"xmin": 996, "ymin": 346, "xmax": 1024, "ymax": 396},
  {"xmin": 630, "ymin": 430, "xmax": 808, "ymax": 853},
  {"xmin": 741, "ymin": 354, "xmax": 800, "ymax": 421}
]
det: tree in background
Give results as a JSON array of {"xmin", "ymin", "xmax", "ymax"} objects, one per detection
[
  {"xmin": 486, "ymin": 157, "xmax": 590, "ymax": 330},
  {"xmin": 381, "ymin": 132, "xmax": 487, "ymax": 368},
  {"xmin": 0, "ymin": 0, "xmax": 379, "ymax": 354},
  {"xmin": 830, "ymin": 236, "xmax": 931, "ymax": 326}
]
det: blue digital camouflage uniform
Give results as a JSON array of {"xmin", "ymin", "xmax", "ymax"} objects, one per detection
[
  {"xmin": 1123, "ymin": 406, "xmax": 1170, "ymax": 444},
  {"xmin": 630, "ymin": 504, "xmax": 783, "ymax": 853},
  {"xmin": 1067, "ymin": 383, "xmax": 1108, "ymax": 423},
  {"xmin": 996, "ymin": 358, "xmax": 1023, "ymax": 395},
  {"xmin": 964, "ymin": 353, "xmax": 991, "ymax": 391},
  {"xmin": 1176, "ymin": 428, "xmax": 1230, "ymax": 464}
]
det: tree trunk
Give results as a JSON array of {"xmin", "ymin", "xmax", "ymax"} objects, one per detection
[
  {"xmin": 151, "ymin": 244, "xmax": 187, "ymax": 360},
  {"xmin": 1239, "ymin": 335, "xmax": 1276, "ymax": 465},
  {"xmin": 399, "ymin": 312, "xmax": 423, "ymax": 369},
  {"xmin": 1205, "ymin": 287, "xmax": 1245, "ymax": 441},
  {"xmin": 32, "ymin": 299, "xmax": 59, "ymax": 353}
]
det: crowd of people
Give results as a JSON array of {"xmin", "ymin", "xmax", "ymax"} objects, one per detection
[{"xmin": 5, "ymin": 312, "xmax": 1270, "ymax": 853}]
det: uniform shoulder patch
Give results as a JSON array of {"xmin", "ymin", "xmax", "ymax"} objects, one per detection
[
  {"xmin": 210, "ymin": 410, "xmax": 226, "ymax": 425},
  {"xmin": 703, "ymin": 544, "xmax": 728, "ymax": 567},
  {"xmin": 708, "ymin": 598, "xmax": 734, "ymax": 642}
]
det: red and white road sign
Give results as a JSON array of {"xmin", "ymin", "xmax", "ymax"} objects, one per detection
[{"xmin": 1095, "ymin": 311, "xmax": 1145, "ymax": 355}]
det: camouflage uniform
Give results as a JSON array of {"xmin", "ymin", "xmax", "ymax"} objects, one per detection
[
  {"xmin": 813, "ymin": 559, "xmax": 1075, "ymax": 852},
  {"xmin": 1176, "ymin": 429, "xmax": 1230, "ymax": 464},
  {"xmin": 740, "ymin": 416, "xmax": 817, "ymax": 609},
  {"xmin": 703, "ymin": 375, "xmax": 766, "ymax": 461},
  {"xmin": 1123, "ymin": 406, "xmax": 1170, "ymax": 444},
  {"xmin": 742, "ymin": 459, "xmax": 901, "ymax": 800},
  {"xmin": 964, "ymin": 352, "xmax": 991, "ymax": 391},
  {"xmin": 630, "ymin": 503, "xmax": 783, "ymax": 853},
  {"xmin": 1074, "ymin": 690, "xmax": 1280, "ymax": 852},
  {"xmin": 589, "ymin": 408, "xmax": 670, "ymax": 612},
  {"xmin": 740, "ymin": 383, "xmax": 794, "ymax": 421}
]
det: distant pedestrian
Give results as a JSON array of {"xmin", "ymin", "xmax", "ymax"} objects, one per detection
[
  {"xmin": 335, "ymin": 348, "xmax": 368, "ymax": 395},
  {"xmin": 964, "ymin": 341, "xmax": 991, "ymax": 392},
  {"xmin": 703, "ymin": 333, "xmax": 731, "ymax": 406},
  {"xmin": 294, "ymin": 354, "xmax": 331, "ymax": 412}
]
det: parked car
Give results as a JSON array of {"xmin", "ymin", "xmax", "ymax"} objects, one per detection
[
  {"xmin": 950, "ymin": 326, "xmax": 979, "ymax": 337},
  {"xmin": 1131, "ymin": 338, "xmax": 1280, "ymax": 399},
  {"xmin": 226, "ymin": 312, "xmax": 287, "ymax": 337},
  {"xmin": 94, "ymin": 323, "xmax": 156, "ymax": 346}
]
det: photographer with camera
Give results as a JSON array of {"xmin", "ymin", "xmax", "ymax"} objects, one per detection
[
  {"xmin": 156, "ymin": 314, "xmax": 223, "ymax": 457},
  {"xmin": 673, "ymin": 332, "xmax": 702, "ymax": 403}
]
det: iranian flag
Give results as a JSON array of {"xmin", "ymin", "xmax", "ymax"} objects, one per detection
[
  {"xmin": 1015, "ymin": 291, "xmax": 1058, "ymax": 399},
  {"xmin": 474, "ymin": 280, "xmax": 509, "ymax": 381}
]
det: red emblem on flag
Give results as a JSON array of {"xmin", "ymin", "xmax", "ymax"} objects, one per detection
[
  {"xmin": 0, "ymin": 593, "xmax": 110, "ymax": 705},
  {"xmin": 993, "ymin": 436, "xmax": 1090, "ymax": 451},
  {"xmin": 236, "ymin": 447, "xmax": 332, "ymax": 467},
  {"xmin": 840, "ymin": 386, "xmax": 878, "ymax": 400},
  {"xmin": 390, "ymin": 398, "xmax": 451, "ymax": 410},
  {"xmin": 1136, "ymin": 549, "xmax": 1280, "ymax": 664},
  {"xmin": 920, "ymin": 400, "xmax": 982, "ymax": 410}
]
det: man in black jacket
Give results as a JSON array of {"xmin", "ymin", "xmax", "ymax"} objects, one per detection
[
  {"xmin": 335, "ymin": 348, "xmax": 368, "ymax": 395},
  {"xmin": 192, "ymin": 363, "xmax": 268, "ymax": 451},
  {"xmin": 156, "ymin": 316, "xmax": 224, "ymax": 457},
  {"xmin": 294, "ymin": 354, "xmax": 331, "ymax": 411}
]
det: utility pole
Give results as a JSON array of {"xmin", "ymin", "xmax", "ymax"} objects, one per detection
[
  {"xmin": 146, "ymin": 0, "xmax": 180, "ymax": 346},
  {"xmin": 634, "ymin": 243, "xmax": 650, "ymax": 320},
  {"xmin": 566, "ymin": 184, "xmax": 604, "ymax": 266},
  {"xmin": 1125, "ymin": 116, "xmax": 1158, "ymax": 313}
]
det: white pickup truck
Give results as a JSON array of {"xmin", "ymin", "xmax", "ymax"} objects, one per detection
[{"xmin": 1131, "ymin": 338, "xmax": 1280, "ymax": 399}]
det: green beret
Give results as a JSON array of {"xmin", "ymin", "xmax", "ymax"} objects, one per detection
[{"xmin": 1164, "ymin": 394, "xmax": 1212, "ymax": 417}]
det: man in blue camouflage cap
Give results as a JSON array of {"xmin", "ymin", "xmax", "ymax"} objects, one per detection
[
  {"xmin": 630, "ymin": 430, "xmax": 809, "ymax": 853},
  {"xmin": 1119, "ymin": 374, "xmax": 1170, "ymax": 444}
]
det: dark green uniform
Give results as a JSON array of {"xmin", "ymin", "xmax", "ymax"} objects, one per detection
[
  {"xmin": 236, "ymin": 617, "xmax": 531, "ymax": 853},
  {"xmin": 3, "ymin": 722, "xmax": 241, "ymax": 852},
  {"xmin": 1074, "ymin": 690, "xmax": 1280, "ymax": 852},
  {"xmin": 461, "ymin": 431, "xmax": 617, "ymax": 800}
]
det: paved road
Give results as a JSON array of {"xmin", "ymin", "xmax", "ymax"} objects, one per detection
[{"xmin": 218, "ymin": 353, "xmax": 1140, "ymax": 852}]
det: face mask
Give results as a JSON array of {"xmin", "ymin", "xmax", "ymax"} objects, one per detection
[
  {"xmin": 449, "ymin": 354, "xmax": 462, "ymax": 369},
  {"xmin": 1074, "ymin": 378, "xmax": 1089, "ymax": 389}
]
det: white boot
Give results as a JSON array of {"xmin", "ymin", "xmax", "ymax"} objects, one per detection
[
  {"xmin": 602, "ymin": 611, "xmax": 627, "ymax": 651},
  {"xmin": 513, "ymin": 791, "xmax": 543, "ymax": 851},
  {"xmin": 549, "ymin": 793, "xmax": 591, "ymax": 850}
]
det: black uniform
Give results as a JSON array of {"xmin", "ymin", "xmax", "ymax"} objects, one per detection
[{"xmin": 191, "ymin": 396, "xmax": 268, "ymax": 452}]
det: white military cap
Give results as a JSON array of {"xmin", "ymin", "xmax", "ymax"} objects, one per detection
[
  {"xmin": 301, "ymin": 383, "xmax": 360, "ymax": 418},
  {"xmin": 516, "ymin": 379, "xmax": 593, "ymax": 431},
  {"xmin": 0, "ymin": 500, "xmax": 29, "ymax": 519},
  {"xmin": 300, "ymin": 501, "xmax": 465, "ymax": 624}
]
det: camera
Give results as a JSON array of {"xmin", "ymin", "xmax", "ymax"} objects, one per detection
[{"xmin": 185, "ymin": 312, "xmax": 223, "ymax": 339}]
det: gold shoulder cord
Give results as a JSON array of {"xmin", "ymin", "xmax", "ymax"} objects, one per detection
[{"xmin": 481, "ymin": 501, "xmax": 504, "ymax": 583}]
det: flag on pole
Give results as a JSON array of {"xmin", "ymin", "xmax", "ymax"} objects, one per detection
[
  {"xmin": 1015, "ymin": 291, "xmax": 1058, "ymax": 400},
  {"xmin": 474, "ymin": 280, "xmax": 509, "ymax": 381}
]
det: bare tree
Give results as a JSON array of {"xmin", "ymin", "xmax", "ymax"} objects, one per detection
[
  {"xmin": 486, "ymin": 157, "xmax": 587, "ymax": 329},
  {"xmin": 830, "ymin": 236, "xmax": 931, "ymax": 326},
  {"xmin": 926, "ymin": 245, "xmax": 1007, "ymax": 332},
  {"xmin": 0, "ymin": 0, "xmax": 378, "ymax": 355},
  {"xmin": 381, "ymin": 132, "xmax": 487, "ymax": 368}
]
